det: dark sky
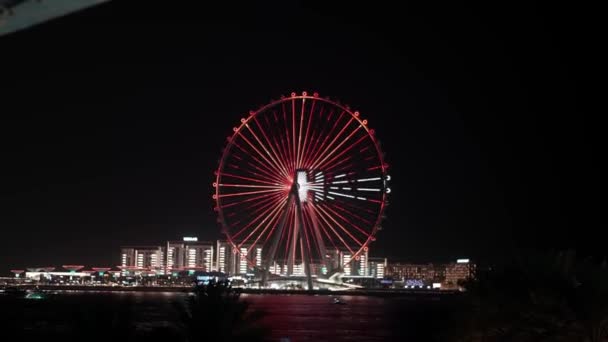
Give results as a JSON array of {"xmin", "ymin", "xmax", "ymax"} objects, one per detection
[{"xmin": 0, "ymin": 1, "xmax": 599, "ymax": 273}]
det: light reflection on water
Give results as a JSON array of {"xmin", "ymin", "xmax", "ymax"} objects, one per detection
[
  {"xmin": 8, "ymin": 291, "xmax": 452, "ymax": 341},
  {"xmin": 241, "ymin": 294, "xmax": 394, "ymax": 341}
]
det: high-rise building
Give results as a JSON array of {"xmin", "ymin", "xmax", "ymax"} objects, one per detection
[
  {"xmin": 120, "ymin": 246, "xmax": 164, "ymax": 272},
  {"xmin": 165, "ymin": 238, "xmax": 214, "ymax": 272},
  {"xmin": 235, "ymin": 242, "xmax": 262, "ymax": 275},
  {"xmin": 185, "ymin": 241, "xmax": 214, "ymax": 271},
  {"xmin": 444, "ymin": 259, "xmax": 474, "ymax": 288},
  {"xmin": 386, "ymin": 262, "xmax": 438, "ymax": 282},
  {"xmin": 369, "ymin": 257, "xmax": 387, "ymax": 279},
  {"xmin": 117, "ymin": 238, "xmax": 379, "ymax": 279},
  {"xmin": 215, "ymin": 240, "xmax": 233, "ymax": 274},
  {"xmin": 337, "ymin": 248, "xmax": 368, "ymax": 276},
  {"xmin": 358, "ymin": 250, "xmax": 369, "ymax": 276}
]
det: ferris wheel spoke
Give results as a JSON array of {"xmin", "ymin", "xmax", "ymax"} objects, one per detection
[
  {"xmin": 267, "ymin": 111, "xmax": 291, "ymax": 169},
  {"xmin": 232, "ymin": 141, "xmax": 284, "ymax": 184},
  {"xmin": 219, "ymin": 183, "xmax": 284, "ymax": 190},
  {"xmin": 281, "ymin": 204, "xmax": 295, "ymax": 266},
  {"xmin": 331, "ymin": 193, "xmax": 379, "ymax": 215},
  {"xmin": 237, "ymin": 131, "xmax": 288, "ymax": 180},
  {"xmin": 223, "ymin": 196, "xmax": 284, "ymax": 224},
  {"xmin": 329, "ymin": 201, "xmax": 374, "ymax": 226},
  {"xmin": 282, "ymin": 102, "xmax": 295, "ymax": 173},
  {"xmin": 315, "ymin": 204, "xmax": 364, "ymax": 247},
  {"xmin": 252, "ymin": 116, "xmax": 291, "ymax": 178},
  {"xmin": 302, "ymin": 108, "xmax": 341, "ymax": 168},
  {"xmin": 308, "ymin": 114, "xmax": 353, "ymax": 169},
  {"xmin": 291, "ymin": 98, "xmax": 297, "ymax": 171},
  {"xmin": 295, "ymin": 97, "xmax": 306, "ymax": 169},
  {"xmin": 310, "ymin": 204, "xmax": 356, "ymax": 255},
  {"xmin": 316, "ymin": 215, "xmax": 339, "ymax": 251},
  {"xmin": 318, "ymin": 222, "xmax": 339, "ymax": 254},
  {"xmin": 278, "ymin": 136, "xmax": 292, "ymax": 176},
  {"xmin": 317, "ymin": 134, "xmax": 368, "ymax": 171},
  {"xmin": 301, "ymin": 112, "xmax": 326, "ymax": 169},
  {"xmin": 231, "ymin": 196, "xmax": 287, "ymax": 240},
  {"xmin": 229, "ymin": 191, "xmax": 284, "ymax": 222},
  {"xmin": 303, "ymin": 110, "xmax": 344, "ymax": 168},
  {"xmin": 296, "ymin": 202, "xmax": 314, "ymax": 266},
  {"xmin": 271, "ymin": 134, "xmax": 290, "ymax": 174},
  {"xmin": 219, "ymin": 172, "xmax": 280, "ymax": 186},
  {"xmin": 300, "ymin": 130, "xmax": 318, "ymax": 170},
  {"xmin": 237, "ymin": 197, "xmax": 287, "ymax": 249},
  {"xmin": 244, "ymin": 122, "xmax": 291, "ymax": 179},
  {"xmin": 262, "ymin": 200, "xmax": 294, "ymax": 275},
  {"xmin": 298, "ymin": 100, "xmax": 317, "ymax": 169},
  {"xmin": 319, "ymin": 203, "xmax": 371, "ymax": 239},
  {"xmin": 233, "ymin": 196, "xmax": 279, "ymax": 242},
  {"xmin": 219, "ymin": 191, "xmax": 283, "ymax": 211},
  {"xmin": 286, "ymin": 206, "xmax": 299, "ymax": 274},
  {"xmin": 300, "ymin": 207, "xmax": 316, "ymax": 256},
  {"xmin": 302, "ymin": 205, "xmax": 328, "ymax": 264},
  {"xmin": 320, "ymin": 155, "xmax": 352, "ymax": 175},
  {"xmin": 217, "ymin": 188, "xmax": 283, "ymax": 199},
  {"xmin": 324, "ymin": 163, "xmax": 356, "ymax": 178},
  {"xmin": 311, "ymin": 123, "xmax": 362, "ymax": 171},
  {"xmin": 262, "ymin": 205, "xmax": 285, "ymax": 245},
  {"xmin": 235, "ymin": 191, "xmax": 285, "ymax": 212}
]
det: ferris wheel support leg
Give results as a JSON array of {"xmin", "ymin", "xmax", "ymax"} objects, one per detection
[
  {"xmin": 287, "ymin": 212, "xmax": 298, "ymax": 276},
  {"xmin": 294, "ymin": 195, "xmax": 314, "ymax": 291},
  {"xmin": 308, "ymin": 207, "xmax": 329, "ymax": 277},
  {"xmin": 261, "ymin": 199, "xmax": 291, "ymax": 287}
]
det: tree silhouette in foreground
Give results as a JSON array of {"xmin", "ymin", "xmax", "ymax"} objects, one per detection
[
  {"xmin": 175, "ymin": 281, "xmax": 269, "ymax": 342},
  {"xmin": 443, "ymin": 250, "xmax": 608, "ymax": 342}
]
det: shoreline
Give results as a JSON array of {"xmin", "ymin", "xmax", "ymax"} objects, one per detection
[{"xmin": 4, "ymin": 285, "xmax": 463, "ymax": 297}]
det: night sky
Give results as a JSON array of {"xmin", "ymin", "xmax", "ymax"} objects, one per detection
[{"xmin": 0, "ymin": 2, "xmax": 599, "ymax": 273}]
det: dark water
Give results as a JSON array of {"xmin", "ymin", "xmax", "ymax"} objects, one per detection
[
  {"xmin": 1, "ymin": 291, "xmax": 458, "ymax": 341},
  {"xmin": 243, "ymin": 294, "xmax": 394, "ymax": 341}
]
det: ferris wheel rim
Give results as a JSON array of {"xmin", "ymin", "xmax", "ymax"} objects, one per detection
[{"xmin": 213, "ymin": 91, "xmax": 389, "ymax": 270}]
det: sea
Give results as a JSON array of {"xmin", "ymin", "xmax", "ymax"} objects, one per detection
[{"xmin": 1, "ymin": 291, "xmax": 461, "ymax": 341}]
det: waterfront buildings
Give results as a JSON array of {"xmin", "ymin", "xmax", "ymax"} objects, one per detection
[
  {"xmin": 8, "ymin": 236, "xmax": 474, "ymax": 290},
  {"xmin": 385, "ymin": 258, "xmax": 474, "ymax": 289}
]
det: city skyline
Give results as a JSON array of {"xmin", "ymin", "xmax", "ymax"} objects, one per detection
[
  {"xmin": 5, "ymin": 235, "xmax": 474, "ymax": 291},
  {"xmin": 1, "ymin": 2, "xmax": 598, "ymax": 273},
  {"xmin": 3, "ymin": 235, "xmax": 471, "ymax": 278}
]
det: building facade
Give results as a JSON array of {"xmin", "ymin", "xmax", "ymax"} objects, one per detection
[
  {"xmin": 386, "ymin": 259, "xmax": 474, "ymax": 288},
  {"xmin": 118, "ymin": 238, "xmax": 382, "ymax": 279},
  {"xmin": 444, "ymin": 259, "xmax": 474, "ymax": 288},
  {"xmin": 120, "ymin": 246, "xmax": 164, "ymax": 272}
]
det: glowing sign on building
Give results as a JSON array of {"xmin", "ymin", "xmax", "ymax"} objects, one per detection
[{"xmin": 183, "ymin": 237, "xmax": 198, "ymax": 242}]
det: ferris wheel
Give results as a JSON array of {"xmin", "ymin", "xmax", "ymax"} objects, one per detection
[{"xmin": 213, "ymin": 91, "xmax": 390, "ymax": 287}]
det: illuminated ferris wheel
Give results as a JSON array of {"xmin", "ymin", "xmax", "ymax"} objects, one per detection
[{"xmin": 213, "ymin": 91, "xmax": 390, "ymax": 287}]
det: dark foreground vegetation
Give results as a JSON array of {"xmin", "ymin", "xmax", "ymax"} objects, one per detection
[
  {"xmin": 441, "ymin": 250, "xmax": 608, "ymax": 342},
  {"xmin": 0, "ymin": 281, "xmax": 268, "ymax": 342}
]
